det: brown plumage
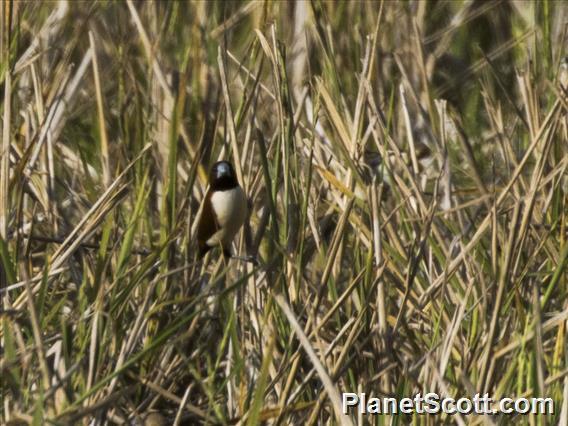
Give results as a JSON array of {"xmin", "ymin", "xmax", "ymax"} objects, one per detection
[{"xmin": 197, "ymin": 190, "xmax": 220, "ymax": 256}]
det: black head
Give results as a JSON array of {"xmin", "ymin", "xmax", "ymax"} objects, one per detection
[{"xmin": 209, "ymin": 161, "xmax": 239, "ymax": 191}]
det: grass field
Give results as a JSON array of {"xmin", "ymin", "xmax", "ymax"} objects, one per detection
[{"xmin": 1, "ymin": 1, "xmax": 567, "ymax": 424}]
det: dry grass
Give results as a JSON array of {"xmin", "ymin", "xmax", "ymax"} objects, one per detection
[{"xmin": 1, "ymin": 1, "xmax": 567, "ymax": 425}]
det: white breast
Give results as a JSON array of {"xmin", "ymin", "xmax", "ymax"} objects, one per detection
[{"xmin": 207, "ymin": 187, "xmax": 247, "ymax": 247}]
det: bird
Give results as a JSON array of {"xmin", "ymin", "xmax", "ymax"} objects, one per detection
[
  {"xmin": 139, "ymin": 411, "xmax": 168, "ymax": 426},
  {"xmin": 559, "ymin": 56, "xmax": 568, "ymax": 91},
  {"xmin": 197, "ymin": 161, "xmax": 247, "ymax": 259}
]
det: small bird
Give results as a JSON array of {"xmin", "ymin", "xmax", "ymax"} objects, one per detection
[
  {"xmin": 197, "ymin": 161, "xmax": 247, "ymax": 258},
  {"xmin": 559, "ymin": 56, "xmax": 568, "ymax": 91}
]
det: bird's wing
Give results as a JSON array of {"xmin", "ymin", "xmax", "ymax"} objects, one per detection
[{"xmin": 197, "ymin": 190, "xmax": 220, "ymax": 255}]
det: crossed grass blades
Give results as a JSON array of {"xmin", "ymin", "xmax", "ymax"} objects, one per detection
[{"xmin": 1, "ymin": 1, "xmax": 567, "ymax": 425}]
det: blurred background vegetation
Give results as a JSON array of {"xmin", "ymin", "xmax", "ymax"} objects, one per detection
[{"xmin": 1, "ymin": 1, "xmax": 567, "ymax": 424}]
